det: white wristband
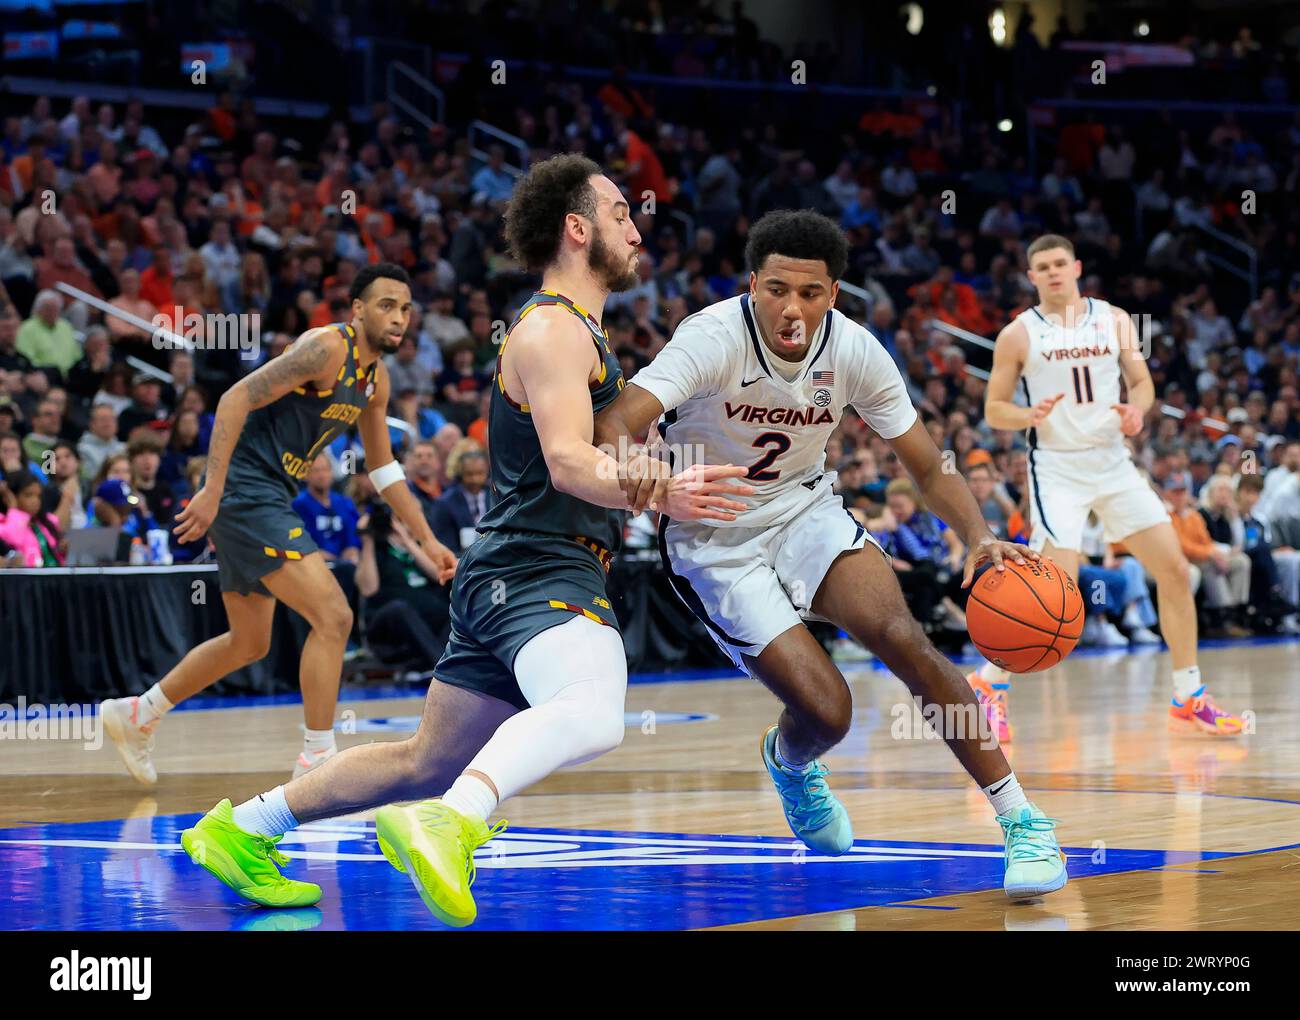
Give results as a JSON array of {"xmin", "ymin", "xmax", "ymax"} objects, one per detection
[{"xmin": 369, "ymin": 460, "xmax": 406, "ymax": 493}]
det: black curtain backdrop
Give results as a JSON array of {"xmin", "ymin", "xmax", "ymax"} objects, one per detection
[{"xmin": 0, "ymin": 558, "xmax": 727, "ymax": 704}]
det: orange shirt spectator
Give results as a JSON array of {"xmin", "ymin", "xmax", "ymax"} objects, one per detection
[
  {"xmin": 355, "ymin": 204, "xmax": 394, "ymax": 239},
  {"xmin": 140, "ymin": 255, "xmax": 176, "ymax": 311},
  {"xmin": 622, "ymin": 130, "xmax": 671, "ymax": 205},
  {"xmin": 1168, "ymin": 507, "xmax": 1215, "ymax": 562}
]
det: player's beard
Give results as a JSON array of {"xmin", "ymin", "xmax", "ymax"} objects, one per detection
[
  {"xmin": 368, "ymin": 315, "xmax": 404, "ymax": 353},
  {"xmin": 589, "ymin": 231, "xmax": 639, "ymax": 293}
]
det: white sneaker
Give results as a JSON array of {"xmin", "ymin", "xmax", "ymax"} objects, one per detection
[
  {"xmin": 100, "ymin": 697, "xmax": 158, "ymax": 787},
  {"xmin": 1278, "ymin": 615, "xmax": 1300, "ymax": 635},
  {"xmin": 293, "ymin": 746, "xmax": 338, "ymax": 778},
  {"xmin": 830, "ymin": 638, "xmax": 872, "ymax": 663},
  {"xmin": 1098, "ymin": 621, "xmax": 1129, "ymax": 647},
  {"xmin": 1129, "ymin": 626, "xmax": 1162, "ymax": 645},
  {"xmin": 1122, "ymin": 604, "xmax": 1147, "ymax": 631}
]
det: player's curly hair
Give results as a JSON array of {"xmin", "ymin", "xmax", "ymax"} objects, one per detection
[
  {"xmin": 745, "ymin": 209, "xmax": 848, "ymax": 281},
  {"xmin": 503, "ymin": 154, "xmax": 602, "ymax": 273}
]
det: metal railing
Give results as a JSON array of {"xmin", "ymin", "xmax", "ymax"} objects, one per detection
[
  {"xmin": 55, "ymin": 281, "xmax": 182, "ymax": 384},
  {"xmin": 1192, "ymin": 222, "xmax": 1258, "ymax": 303},
  {"xmin": 386, "ymin": 60, "xmax": 444, "ymax": 131},
  {"xmin": 467, "ymin": 120, "xmax": 528, "ymax": 178}
]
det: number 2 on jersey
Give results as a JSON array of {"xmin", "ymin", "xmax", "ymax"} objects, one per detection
[
  {"xmin": 747, "ymin": 431, "xmax": 792, "ymax": 481},
  {"xmin": 1071, "ymin": 365, "xmax": 1095, "ymax": 403}
]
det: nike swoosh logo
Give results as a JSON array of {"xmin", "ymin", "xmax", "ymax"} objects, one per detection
[
  {"xmin": 988, "ymin": 779, "xmax": 1011, "ymax": 796},
  {"xmin": 740, "ymin": 377, "xmax": 761, "ymax": 387}
]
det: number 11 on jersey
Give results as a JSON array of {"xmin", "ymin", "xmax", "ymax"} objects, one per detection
[{"xmin": 1071, "ymin": 365, "xmax": 1095, "ymax": 404}]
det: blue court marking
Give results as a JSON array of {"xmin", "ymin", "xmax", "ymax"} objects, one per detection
[
  {"xmin": 46, "ymin": 632, "xmax": 1300, "ymax": 716},
  {"xmin": 0, "ymin": 814, "xmax": 1271, "ymax": 932}
]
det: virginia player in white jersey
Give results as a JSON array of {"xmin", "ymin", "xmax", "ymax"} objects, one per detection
[
  {"xmin": 976, "ymin": 233, "xmax": 1243, "ymax": 739},
  {"xmin": 596, "ymin": 210, "xmax": 1068, "ymax": 899}
]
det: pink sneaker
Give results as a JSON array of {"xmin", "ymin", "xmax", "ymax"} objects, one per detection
[
  {"xmin": 1169, "ymin": 689, "xmax": 1243, "ymax": 736},
  {"xmin": 100, "ymin": 696, "xmax": 159, "ymax": 786},
  {"xmin": 293, "ymin": 746, "xmax": 338, "ymax": 778},
  {"xmin": 967, "ymin": 671, "xmax": 1012, "ymax": 744}
]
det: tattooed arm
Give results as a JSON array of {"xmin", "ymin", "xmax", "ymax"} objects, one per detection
[{"xmin": 173, "ymin": 328, "xmax": 347, "ymax": 543}]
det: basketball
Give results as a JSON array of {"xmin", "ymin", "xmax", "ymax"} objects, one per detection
[{"xmin": 967, "ymin": 557, "xmax": 1084, "ymax": 673}]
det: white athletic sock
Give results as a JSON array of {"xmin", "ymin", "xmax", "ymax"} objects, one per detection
[
  {"xmin": 441, "ymin": 774, "xmax": 498, "ymax": 823},
  {"xmin": 983, "ymin": 771, "xmax": 1029, "ymax": 818},
  {"xmin": 1172, "ymin": 666, "xmax": 1203, "ymax": 702},
  {"xmin": 232, "ymin": 785, "xmax": 298, "ymax": 838},
  {"xmin": 774, "ymin": 732, "xmax": 813, "ymax": 772},
  {"xmin": 303, "ymin": 727, "xmax": 336, "ymax": 757},
  {"xmin": 980, "ymin": 662, "xmax": 1012, "ymax": 688},
  {"xmin": 137, "ymin": 684, "xmax": 174, "ymax": 726}
]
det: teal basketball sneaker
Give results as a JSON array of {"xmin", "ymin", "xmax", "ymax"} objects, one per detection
[
  {"xmin": 760, "ymin": 726, "xmax": 854, "ymax": 855},
  {"xmin": 999, "ymin": 804, "xmax": 1068, "ymax": 898}
]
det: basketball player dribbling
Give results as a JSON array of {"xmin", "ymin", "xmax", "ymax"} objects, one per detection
[
  {"xmin": 973, "ymin": 233, "xmax": 1243, "ymax": 739},
  {"xmin": 100, "ymin": 264, "xmax": 460, "ymax": 782},
  {"xmin": 598, "ymin": 210, "xmax": 1069, "ymax": 898},
  {"xmin": 177, "ymin": 156, "xmax": 749, "ymax": 926}
]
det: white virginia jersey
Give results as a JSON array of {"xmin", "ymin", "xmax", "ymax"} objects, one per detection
[
  {"xmin": 1017, "ymin": 297, "xmax": 1124, "ymax": 452},
  {"xmin": 631, "ymin": 293, "xmax": 917, "ymax": 528}
]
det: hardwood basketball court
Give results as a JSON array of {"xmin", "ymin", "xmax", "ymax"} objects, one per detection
[{"xmin": 2, "ymin": 638, "xmax": 1297, "ymax": 930}]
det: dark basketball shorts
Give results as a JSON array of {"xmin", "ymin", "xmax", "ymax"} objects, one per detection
[
  {"xmin": 208, "ymin": 492, "xmax": 320, "ymax": 597},
  {"xmin": 434, "ymin": 529, "xmax": 621, "ymax": 710}
]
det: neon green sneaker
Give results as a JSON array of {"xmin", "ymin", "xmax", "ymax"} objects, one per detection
[
  {"xmin": 180, "ymin": 799, "xmax": 321, "ymax": 908},
  {"xmin": 374, "ymin": 800, "xmax": 506, "ymax": 927}
]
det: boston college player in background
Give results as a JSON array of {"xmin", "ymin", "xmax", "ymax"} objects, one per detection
[{"xmin": 972, "ymin": 234, "xmax": 1243, "ymax": 739}]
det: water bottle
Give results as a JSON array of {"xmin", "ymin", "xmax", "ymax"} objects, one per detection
[
  {"xmin": 129, "ymin": 538, "xmax": 149, "ymax": 566},
  {"xmin": 147, "ymin": 528, "xmax": 173, "ymax": 565}
]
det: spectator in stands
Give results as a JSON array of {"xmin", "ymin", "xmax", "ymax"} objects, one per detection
[
  {"xmin": 404, "ymin": 438, "xmax": 443, "ymax": 532},
  {"xmin": 425, "ymin": 289, "xmax": 470, "ymax": 351},
  {"xmin": 1236, "ymin": 473, "xmax": 1298, "ymax": 632},
  {"xmin": 44, "ymin": 439, "xmax": 86, "ymax": 532},
  {"xmin": 117, "ymin": 373, "xmax": 170, "ymax": 438},
  {"xmin": 386, "ymin": 333, "xmax": 434, "ymax": 400},
  {"xmin": 436, "ymin": 343, "xmax": 489, "ymax": 421},
  {"xmin": 66, "ymin": 326, "xmax": 112, "ymax": 403},
  {"xmin": 16, "ymin": 290, "xmax": 80, "ymax": 380},
  {"xmin": 36, "ymin": 238, "xmax": 102, "ymax": 315},
  {"xmin": 0, "ymin": 430, "xmax": 46, "ymax": 483},
  {"xmin": 354, "ymin": 502, "xmax": 451, "ymax": 671},
  {"xmin": 390, "ymin": 387, "xmax": 447, "ymax": 448},
  {"xmin": 159, "ymin": 409, "xmax": 205, "ymax": 495},
  {"xmin": 1260, "ymin": 439, "xmax": 1300, "ymax": 523},
  {"xmin": 874, "ymin": 477, "xmax": 968, "ymax": 635},
  {"xmin": 127, "ymin": 433, "xmax": 176, "ymax": 526},
  {"xmin": 0, "ymin": 469, "xmax": 63, "ymax": 566},
  {"xmin": 470, "ymin": 145, "xmax": 515, "ymax": 204},
  {"xmin": 1162, "ymin": 472, "xmax": 1250, "ymax": 637},
  {"xmin": 430, "ymin": 445, "xmax": 490, "ymax": 553},
  {"xmin": 77, "ymin": 403, "xmax": 126, "ymax": 482},
  {"xmin": 964, "ymin": 458, "xmax": 1014, "ymax": 538},
  {"xmin": 21, "ymin": 398, "xmax": 62, "ymax": 466},
  {"xmin": 292, "ymin": 454, "xmax": 361, "ymax": 563}
]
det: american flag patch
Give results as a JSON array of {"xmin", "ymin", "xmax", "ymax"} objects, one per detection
[{"xmin": 812, "ymin": 370, "xmax": 834, "ymax": 383}]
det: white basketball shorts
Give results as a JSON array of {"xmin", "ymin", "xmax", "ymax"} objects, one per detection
[
  {"xmin": 658, "ymin": 483, "xmax": 882, "ymax": 675},
  {"xmin": 1025, "ymin": 444, "xmax": 1170, "ymax": 552}
]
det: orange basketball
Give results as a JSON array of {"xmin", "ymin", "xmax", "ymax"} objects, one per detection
[{"xmin": 967, "ymin": 556, "xmax": 1084, "ymax": 673}]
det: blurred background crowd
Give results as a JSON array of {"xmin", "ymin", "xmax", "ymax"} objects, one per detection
[{"xmin": 1, "ymin": 0, "xmax": 1298, "ymax": 667}]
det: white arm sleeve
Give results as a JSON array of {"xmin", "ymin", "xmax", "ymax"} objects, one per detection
[
  {"xmin": 848, "ymin": 327, "xmax": 919, "ymax": 440},
  {"xmin": 626, "ymin": 311, "xmax": 733, "ymax": 412}
]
